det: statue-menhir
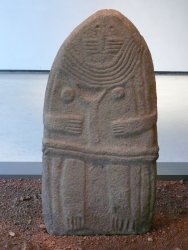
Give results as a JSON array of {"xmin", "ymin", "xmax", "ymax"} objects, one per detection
[{"xmin": 42, "ymin": 9, "xmax": 159, "ymax": 235}]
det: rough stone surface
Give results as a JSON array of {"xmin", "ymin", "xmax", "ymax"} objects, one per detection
[{"xmin": 42, "ymin": 9, "xmax": 159, "ymax": 235}]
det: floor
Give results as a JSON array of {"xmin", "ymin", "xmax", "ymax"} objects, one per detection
[{"xmin": 0, "ymin": 178, "xmax": 187, "ymax": 249}]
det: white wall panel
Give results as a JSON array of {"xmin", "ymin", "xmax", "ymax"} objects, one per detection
[{"xmin": 0, "ymin": 0, "xmax": 187, "ymax": 71}]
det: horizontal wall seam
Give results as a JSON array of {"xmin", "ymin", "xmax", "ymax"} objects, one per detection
[{"xmin": 0, "ymin": 70, "xmax": 188, "ymax": 75}]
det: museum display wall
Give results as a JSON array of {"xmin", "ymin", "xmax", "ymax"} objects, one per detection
[{"xmin": 0, "ymin": 0, "xmax": 188, "ymax": 71}]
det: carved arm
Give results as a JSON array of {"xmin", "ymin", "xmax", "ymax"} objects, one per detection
[
  {"xmin": 111, "ymin": 112, "xmax": 157, "ymax": 137},
  {"xmin": 44, "ymin": 113, "xmax": 84, "ymax": 135}
]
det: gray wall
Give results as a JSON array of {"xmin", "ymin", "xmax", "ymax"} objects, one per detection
[{"xmin": 0, "ymin": 0, "xmax": 188, "ymax": 71}]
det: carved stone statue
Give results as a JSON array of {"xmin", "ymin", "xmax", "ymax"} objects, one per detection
[{"xmin": 42, "ymin": 9, "xmax": 159, "ymax": 235}]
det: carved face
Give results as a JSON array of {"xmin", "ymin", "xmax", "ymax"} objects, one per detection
[
  {"xmin": 83, "ymin": 31, "xmax": 123, "ymax": 65},
  {"xmin": 61, "ymin": 13, "xmax": 141, "ymax": 89}
]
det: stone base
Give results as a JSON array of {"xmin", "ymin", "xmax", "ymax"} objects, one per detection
[{"xmin": 42, "ymin": 155, "xmax": 156, "ymax": 235}]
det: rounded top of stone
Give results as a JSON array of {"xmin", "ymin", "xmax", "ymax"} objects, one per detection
[
  {"xmin": 87, "ymin": 9, "xmax": 136, "ymax": 23},
  {"xmin": 67, "ymin": 9, "xmax": 140, "ymax": 40},
  {"xmin": 52, "ymin": 9, "xmax": 144, "ymax": 74},
  {"xmin": 89, "ymin": 9, "xmax": 129, "ymax": 17}
]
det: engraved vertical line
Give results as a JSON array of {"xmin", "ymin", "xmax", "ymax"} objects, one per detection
[
  {"xmin": 127, "ymin": 166, "xmax": 130, "ymax": 232},
  {"xmin": 140, "ymin": 165, "xmax": 143, "ymax": 221},
  {"xmin": 71, "ymin": 216, "xmax": 74, "ymax": 229},
  {"xmin": 51, "ymin": 158, "xmax": 56, "ymax": 221},
  {"xmin": 57, "ymin": 158, "xmax": 62, "ymax": 226},
  {"xmin": 129, "ymin": 165, "xmax": 131, "ymax": 232},
  {"xmin": 60, "ymin": 158, "xmax": 65, "ymax": 228},
  {"xmin": 148, "ymin": 166, "xmax": 151, "ymax": 221},
  {"xmin": 138, "ymin": 166, "xmax": 141, "ymax": 231},
  {"xmin": 83, "ymin": 162, "xmax": 87, "ymax": 228},
  {"xmin": 149, "ymin": 164, "xmax": 156, "ymax": 221},
  {"xmin": 112, "ymin": 217, "xmax": 115, "ymax": 231},
  {"xmin": 149, "ymin": 166, "xmax": 152, "ymax": 221},
  {"xmin": 129, "ymin": 165, "xmax": 132, "ymax": 232},
  {"xmin": 142, "ymin": 165, "xmax": 151, "ymax": 229},
  {"xmin": 48, "ymin": 158, "xmax": 53, "ymax": 227},
  {"xmin": 59, "ymin": 158, "xmax": 67, "ymax": 228},
  {"xmin": 106, "ymin": 164, "xmax": 112, "ymax": 231},
  {"xmin": 43, "ymin": 157, "xmax": 53, "ymax": 229}
]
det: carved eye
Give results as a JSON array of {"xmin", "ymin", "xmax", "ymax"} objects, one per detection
[
  {"xmin": 61, "ymin": 88, "xmax": 75, "ymax": 103},
  {"xmin": 111, "ymin": 87, "xmax": 125, "ymax": 100}
]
